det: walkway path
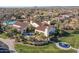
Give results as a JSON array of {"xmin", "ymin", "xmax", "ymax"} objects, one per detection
[
  {"xmin": 0, "ymin": 38, "xmax": 16, "ymax": 53},
  {"xmin": 77, "ymin": 49, "xmax": 79, "ymax": 53}
]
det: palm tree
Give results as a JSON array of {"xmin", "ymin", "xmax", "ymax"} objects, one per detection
[
  {"xmin": 15, "ymin": 33, "xmax": 22, "ymax": 42},
  {"xmin": 35, "ymin": 33, "xmax": 47, "ymax": 41},
  {"xmin": 50, "ymin": 20, "xmax": 57, "ymax": 25},
  {"xmin": 26, "ymin": 24, "xmax": 35, "ymax": 33}
]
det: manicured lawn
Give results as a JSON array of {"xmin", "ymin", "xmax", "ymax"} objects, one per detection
[
  {"xmin": 15, "ymin": 43, "xmax": 76, "ymax": 53},
  {"xmin": 59, "ymin": 34, "xmax": 79, "ymax": 49}
]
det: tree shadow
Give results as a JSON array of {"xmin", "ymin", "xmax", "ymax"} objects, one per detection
[
  {"xmin": 72, "ymin": 30, "xmax": 79, "ymax": 34},
  {"xmin": 49, "ymin": 36, "xmax": 60, "ymax": 43},
  {"xmin": 58, "ymin": 30, "xmax": 71, "ymax": 37}
]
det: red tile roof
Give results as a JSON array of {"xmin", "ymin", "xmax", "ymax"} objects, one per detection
[
  {"xmin": 36, "ymin": 22, "xmax": 55, "ymax": 31},
  {"xmin": 10, "ymin": 21, "xmax": 28, "ymax": 30},
  {"xmin": 36, "ymin": 25, "xmax": 47, "ymax": 31},
  {"xmin": 35, "ymin": 21, "xmax": 50, "ymax": 31}
]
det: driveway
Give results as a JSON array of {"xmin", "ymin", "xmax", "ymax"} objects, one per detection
[{"xmin": 0, "ymin": 38, "xmax": 16, "ymax": 53}]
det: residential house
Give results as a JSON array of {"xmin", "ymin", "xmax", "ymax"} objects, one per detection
[
  {"xmin": 2, "ymin": 18, "xmax": 29, "ymax": 34},
  {"xmin": 10, "ymin": 21, "xmax": 28, "ymax": 34},
  {"xmin": 30, "ymin": 20, "xmax": 56, "ymax": 37}
]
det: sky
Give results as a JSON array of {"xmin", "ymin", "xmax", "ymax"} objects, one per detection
[{"xmin": 0, "ymin": 0, "xmax": 79, "ymax": 7}]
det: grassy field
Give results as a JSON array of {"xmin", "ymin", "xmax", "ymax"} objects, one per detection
[
  {"xmin": 59, "ymin": 34, "xmax": 79, "ymax": 49},
  {"xmin": 15, "ymin": 43, "xmax": 76, "ymax": 53},
  {"xmin": 14, "ymin": 32, "xmax": 79, "ymax": 53},
  {"xmin": 0, "ymin": 33, "xmax": 9, "ymax": 39}
]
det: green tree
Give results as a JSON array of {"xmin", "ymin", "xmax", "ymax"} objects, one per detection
[
  {"xmin": 26, "ymin": 25, "xmax": 35, "ymax": 33},
  {"xmin": 0, "ymin": 23, "xmax": 4, "ymax": 33},
  {"xmin": 50, "ymin": 20, "xmax": 57, "ymax": 25}
]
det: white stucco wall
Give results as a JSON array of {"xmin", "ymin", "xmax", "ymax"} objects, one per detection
[{"xmin": 44, "ymin": 27, "xmax": 49, "ymax": 37}]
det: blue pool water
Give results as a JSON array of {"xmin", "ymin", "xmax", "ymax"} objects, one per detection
[
  {"xmin": 3, "ymin": 20, "xmax": 16, "ymax": 25},
  {"xmin": 59, "ymin": 42, "xmax": 70, "ymax": 48},
  {"xmin": 22, "ymin": 32, "xmax": 34, "ymax": 36}
]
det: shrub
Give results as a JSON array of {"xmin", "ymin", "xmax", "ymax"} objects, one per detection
[
  {"xmin": 15, "ymin": 37, "xmax": 21, "ymax": 42},
  {"xmin": 59, "ymin": 30, "xmax": 70, "ymax": 37},
  {"xmin": 22, "ymin": 39, "xmax": 27, "ymax": 44},
  {"xmin": 72, "ymin": 29, "xmax": 79, "ymax": 34}
]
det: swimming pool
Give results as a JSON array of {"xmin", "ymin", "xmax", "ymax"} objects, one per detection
[
  {"xmin": 56, "ymin": 42, "xmax": 71, "ymax": 50},
  {"xmin": 22, "ymin": 32, "xmax": 34, "ymax": 36},
  {"xmin": 3, "ymin": 20, "xmax": 16, "ymax": 25},
  {"xmin": 59, "ymin": 42, "xmax": 70, "ymax": 48}
]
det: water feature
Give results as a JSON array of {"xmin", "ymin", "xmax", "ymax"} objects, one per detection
[
  {"xmin": 22, "ymin": 32, "xmax": 34, "ymax": 36},
  {"xmin": 3, "ymin": 20, "xmax": 16, "ymax": 25},
  {"xmin": 56, "ymin": 42, "xmax": 71, "ymax": 49},
  {"xmin": 59, "ymin": 42, "xmax": 70, "ymax": 48}
]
